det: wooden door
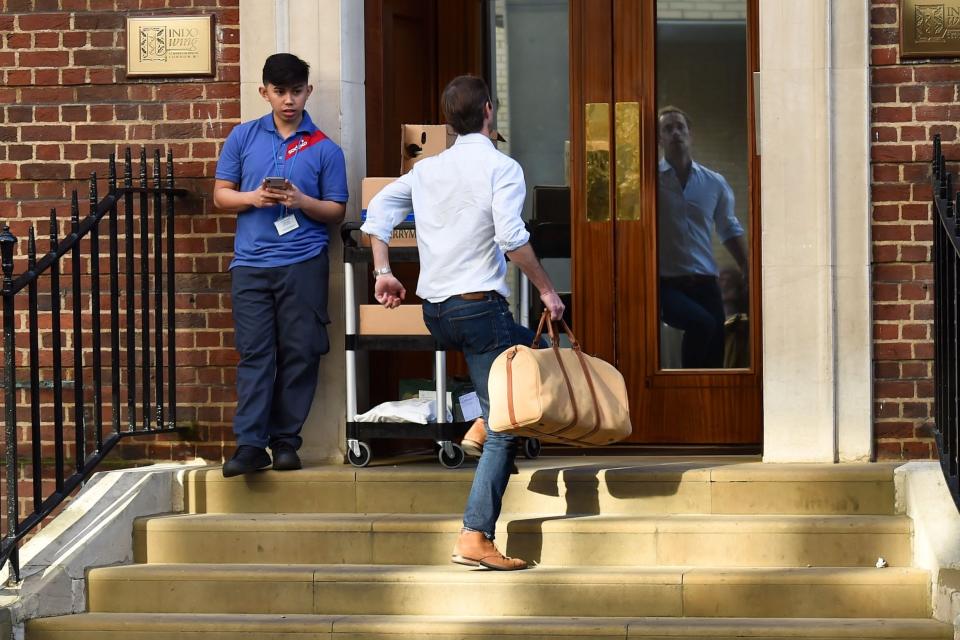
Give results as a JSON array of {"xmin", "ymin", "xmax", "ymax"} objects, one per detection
[{"xmin": 570, "ymin": 0, "xmax": 762, "ymax": 446}]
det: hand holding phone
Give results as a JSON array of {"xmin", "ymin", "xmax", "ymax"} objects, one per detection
[{"xmin": 263, "ymin": 176, "xmax": 288, "ymax": 190}]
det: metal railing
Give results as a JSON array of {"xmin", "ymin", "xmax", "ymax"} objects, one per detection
[
  {"xmin": 930, "ymin": 134, "xmax": 960, "ymax": 511},
  {"xmin": 0, "ymin": 149, "xmax": 186, "ymax": 580}
]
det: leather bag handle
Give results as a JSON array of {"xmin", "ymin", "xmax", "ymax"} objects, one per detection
[{"xmin": 532, "ymin": 309, "xmax": 582, "ymax": 351}]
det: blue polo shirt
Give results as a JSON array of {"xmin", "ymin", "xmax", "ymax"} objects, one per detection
[{"xmin": 216, "ymin": 111, "xmax": 349, "ymax": 269}]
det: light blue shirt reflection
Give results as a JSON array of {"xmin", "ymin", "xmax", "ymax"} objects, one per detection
[{"xmin": 658, "ymin": 158, "xmax": 743, "ymax": 279}]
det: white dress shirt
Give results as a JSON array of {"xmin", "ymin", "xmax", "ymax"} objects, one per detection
[
  {"xmin": 361, "ymin": 133, "xmax": 530, "ymax": 303},
  {"xmin": 657, "ymin": 158, "xmax": 744, "ymax": 278}
]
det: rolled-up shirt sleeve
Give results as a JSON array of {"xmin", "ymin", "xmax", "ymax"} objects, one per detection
[
  {"xmin": 361, "ymin": 174, "xmax": 414, "ymax": 244},
  {"xmin": 713, "ymin": 178, "xmax": 744, "ymax": 242},
  {"xmin": 491, "ymin": 159, "xmax": 530, "ymax": 253}
]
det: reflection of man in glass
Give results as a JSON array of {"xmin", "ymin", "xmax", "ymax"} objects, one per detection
[{"xmin": 657, "ymin": 106, "xmax": 748, "ymax": 368}]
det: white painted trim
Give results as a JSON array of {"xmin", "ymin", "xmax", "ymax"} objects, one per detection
[{"xmin": 275, "ymin": 0, "xmax": 289, "ymax": 53}]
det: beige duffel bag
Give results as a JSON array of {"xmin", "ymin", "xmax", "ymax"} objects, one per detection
[{"xmin": 487, "ymin": 311, "xmax": 632, "ymax": 446}]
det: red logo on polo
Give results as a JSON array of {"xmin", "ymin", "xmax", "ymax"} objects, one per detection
[{"xmin": 286, "ymin": 130, "xmax": 327, "ymax": 158}]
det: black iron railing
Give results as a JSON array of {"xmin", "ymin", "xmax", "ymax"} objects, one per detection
[
  {"xmin": 931, "ymin": 134, "xmax": 960, "ymax": 511},
  {"xmin": 0, "ymin": 149, "xmax": 186, "ymax": 580}
]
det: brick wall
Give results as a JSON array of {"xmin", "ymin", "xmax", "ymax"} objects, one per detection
[
  {"xmin": 869, "ymin": 0, "xmax": 953, "ymax": 459},
  {"xmin": 0, "ymin": 0, "xmax": 242, "ymax": 522}
]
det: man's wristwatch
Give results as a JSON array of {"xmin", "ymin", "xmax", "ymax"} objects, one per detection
[{"xmin": 372, "ymin": 266, "xmax": 392, "ymax": 278}]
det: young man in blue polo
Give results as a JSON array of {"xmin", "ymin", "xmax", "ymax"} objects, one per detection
[{"xmin": 213, "ymin": 53, "xmax": 348, "ymax": 477}]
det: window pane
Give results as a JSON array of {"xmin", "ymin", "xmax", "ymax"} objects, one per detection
[{"xmin": 656, "ymin": 0, "xmax": 750, "ymax": 370}]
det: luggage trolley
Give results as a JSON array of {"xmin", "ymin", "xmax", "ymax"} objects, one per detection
[{"xmin": 341, "ymin": 222, "xmax": 470, "ymax": 468}]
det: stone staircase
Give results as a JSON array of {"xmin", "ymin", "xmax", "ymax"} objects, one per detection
[{"xmin": 26, "ymin": 457, "xmax": 955, "ymax": 639}]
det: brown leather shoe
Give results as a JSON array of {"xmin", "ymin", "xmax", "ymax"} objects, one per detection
[
  {"xmin": 461, "ymin": 418, "xmax": 486, "ymax": 458},
  {"xmin": 450, "ymin": 530, "xmax": 527, "ymax": 570}
]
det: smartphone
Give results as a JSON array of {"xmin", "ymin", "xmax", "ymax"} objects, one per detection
[{"xmin": 263, "ymin": 176, "xmax": 287, "ymax": 189}]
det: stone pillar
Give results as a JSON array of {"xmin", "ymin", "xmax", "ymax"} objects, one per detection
[
  {"xmin": 759, "ymin": 0, "xmax": 872, "ymax": 462},
  {"xmin": 239, "ymin": 0, "xmax": 365, "ymax": 462}
]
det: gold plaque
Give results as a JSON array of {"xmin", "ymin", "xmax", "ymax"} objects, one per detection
[
  {"xmin": 585, "ymin": 102, "xmax": 611, "ymax": 223},
  {"xmin": 901, "ymin": 0, "xmax": 960, "ymax": 58},
  {"xmin": 126, "ymin": 15, "xmax": 215, "ymax": 77}
]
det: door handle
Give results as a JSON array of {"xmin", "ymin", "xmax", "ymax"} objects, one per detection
[
  {"xmin": 615, "ymin": 101, "xmax": 641, "ymax": 221},
  {"xmin": 585, "ymin": 102, "xmax": 611, "ymax": 222}
]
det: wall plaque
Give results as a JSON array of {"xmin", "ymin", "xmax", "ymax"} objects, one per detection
[
  {"xmin": 126, "ymin": 15, "xmax": 215, "ymax": 77},
  {"xmin": 901, "ymin": 0, "xmax": 960, "ymax": 58}
]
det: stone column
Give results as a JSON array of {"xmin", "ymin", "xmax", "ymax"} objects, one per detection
[{"xmin": 759, "ymin": 0, "xmax": 872, "ymax": 462}]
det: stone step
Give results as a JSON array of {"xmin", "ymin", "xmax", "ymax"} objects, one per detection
[
  {"xmin": 25, "ymin": 613, "xmax": 955, "ymax": 640},
  {"xmin": 86, "ymin": 564, "xmax": 932, "ymax": 619},
  {"xmin": 133, "ymin": 512, "xmax": 912, "ymax": 568},
  {"xmin": 181, "ymin": 458, "xmax": 900, "ymax": 516}
]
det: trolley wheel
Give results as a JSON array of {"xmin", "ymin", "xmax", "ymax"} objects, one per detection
[
  {"xmin": 347, "ymin": 441, "xmax": 372, "ymax": 467},
  {"xmin": 523, "ymin": 437, "xmax": 542, "ymax": 459},
  {"xmin": 438, "ymin": 443, "xmax": 465, "ymax": 469}
]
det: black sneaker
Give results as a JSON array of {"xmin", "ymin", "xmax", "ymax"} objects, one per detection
[
  {"xmin": 222, "ymin": 445, "xmax": 272, "ymax": 478},
  {"xmin": 271, "ymin": 442, "xmax": 302, "ymax": 471}
]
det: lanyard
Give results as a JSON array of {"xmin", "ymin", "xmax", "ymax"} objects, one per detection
[{"xmin": 272, "ymin": 134, "xmax": 304, "ymax": 216}]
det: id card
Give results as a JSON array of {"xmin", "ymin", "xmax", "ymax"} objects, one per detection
[{"xmin": 274, "ymin": 213, "xmax": 299, "ymax": 236}]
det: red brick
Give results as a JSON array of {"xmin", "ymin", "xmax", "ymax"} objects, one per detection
[
  {"xmin": 872, "ymin": 126, "xmax": 897, "ymax": 142},
  {"xmin": 61, "ymin": 68, "xmax": 86, "ymax": 85},
  {"xmin": 928, "ymin": 85, "xmax": 956, "ymax": 102},
  {"xmin": 872, "ymin": 183, "xmax": 912, "ymax": 201},
  {"xmin": 901, "ymin": 245, "xmax": 929, "ymax": 261},
  {"xmin": 873, "ymin": 66, "xmax": 912, "ymax": 84},
  {"xmin": 20, "ymin": 164, "xmax": 70, "ymax": 180},
  {"xmin": 872, "ymin": 165, "xmax": 900, "ymax": 182},
  {"xmin": 17, "ymin": 13, "xmax": 71, "ymax": 31},
  {"xmin": 873, "ymin": 144, "xmax": 913, "ymax": 162},
  {"xmin": 871, "ymin": 47, "xmax": 897, "ymax": 66},
  {"xmin": 35, "ymin": 106, "xmax": 58, "ymax": 122},
  {"xmin": 6, "ymin": 70, "xmax": 33, "ymax": 86},
  {"xmin": 876, "ymin": 422, "xmax": 914, "ymax": 439},
  {"xmin": 35, "ymin": 145, "xmax": 60, "ymax": 161},
  {"xmin": 898, "ymin": 85, "xmax": 925, "ymax": 102},
  {"xmin": 915, "ymin": 66, "xmax": 960, "ymax": 82},
  {"xmin": 901, "ymin": 362, "xmax": 929, "ymax": 378},
  {"xmin": 35, "ymin": 69, "xmax": 59, "ymax": 85},
  {"xmin": 75, "ymin": 125, "xmax": 126, "ymax": 141},
  {"xmin": 74, "ymin": 49, "xmax": 124, "ymax": 67},
  {"xmin": 900, "ymin": 126, "xmax": 926, "ymax": 142},
  {"xmin": 871, "ymin": 6, "xmax": 897, "ymax": 24},
  {"xmin": 902, "ymin": 322, "xmax": 928, "ymax": 338},
  {"xmin": 32, "ymin": 32, "xmax": 59, "ymax": 47},
  {"xmin": 62, "ymin": 31, "xmax": 87, "ymax": 48},
  {"xmin": 873, "ymin": 204, "xmax": 899, "ymax": 221},
  {"xmin": 876, "ymin": 380, "xmax": 915, "ymax": 398},
  {"xmin": 903, "ymin": 441, "xmax": 933, "ymax": 459},
  {"xmin": 20, "ymin": 126, "xmax": 71, "ymax": 142},
  {"xmin": 874, "ymin": 304, "xmax": 911, "ymax": 321}
]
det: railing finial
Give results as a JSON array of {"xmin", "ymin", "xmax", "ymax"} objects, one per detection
[
  {"xmin": 88, "ymin": 173, "xmax": 98, "ymax": 216},
  {"xmin": 27, "ymin": 226, "xmax": 35, "ymax": 269},
  {"xmin": 0, "ymin": 226, "xmax": 16, "ymax": 286},
  {"xmin": 49, "ymin": 209, "xmax": 58, "ymax": 253},
  {"xmin": 108, "ymin": 154, "xmax": 117, "ymax": 193},
  {"xmin": 934, "ymin": 133, "xmax": 943, "ymax": 179},
  {"xmin": 70, "ymin": 191, "xmax": 79, "ymax": 232}
]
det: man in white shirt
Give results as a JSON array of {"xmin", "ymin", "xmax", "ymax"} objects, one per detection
[
  {"xmin": 362, "ymin": 75, "xmax": 564, "ymax": 571},
  {"xmin": 657, "ymin": 106, "xmax": 748, "ymax": 368}
]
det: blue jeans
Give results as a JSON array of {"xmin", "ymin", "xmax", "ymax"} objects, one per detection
[
  {"xmin": 422, "ymin": 293, "xmax": 536, "ymax": 539},
  {"xmin": 660, "ymin": 276, "xmax": 725, "ymax": 368}
]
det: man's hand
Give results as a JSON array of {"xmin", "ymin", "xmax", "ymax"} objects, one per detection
[
  {"xmin": 279, "ymin": 180, "xmax": 308, "ymax": 211},
  {"xmin": 248, "ymin": 181, "xmax": 286, "ymax": 209},
  {"xmin": 540, "ymin": 290, "xmax": 565, "ymax": 321},
  {"xmin": 374, "ymin": 274, "xmax": 406, "ymax": 309}
]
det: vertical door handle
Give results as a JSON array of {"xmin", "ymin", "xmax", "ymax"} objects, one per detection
[
  {"xmin": 615, "ymin": 101, "xmax": 641, "ymax": 221},
  {"xmin": 585, "ymin": 102, "xmax": 611, "ymax": 222}
]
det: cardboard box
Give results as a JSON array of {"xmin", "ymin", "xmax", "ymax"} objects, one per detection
[
  {"xmin": 359, "ymin": 176, "xmax": 416, "ymax": 247},
  {"xmin": 358, "ymin": 304, "xmax": 430, "ymax": 336},
  {"xmin": 401, "ymin": 125, "xmax": 507, "ymax": 173},
  {"xmin": 401, "ymin": 124, "xmax": 455, "ymax": 174},
  {"xmin": 361, "ymin": 177, "xmax": 397, "ymax": 210}
]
